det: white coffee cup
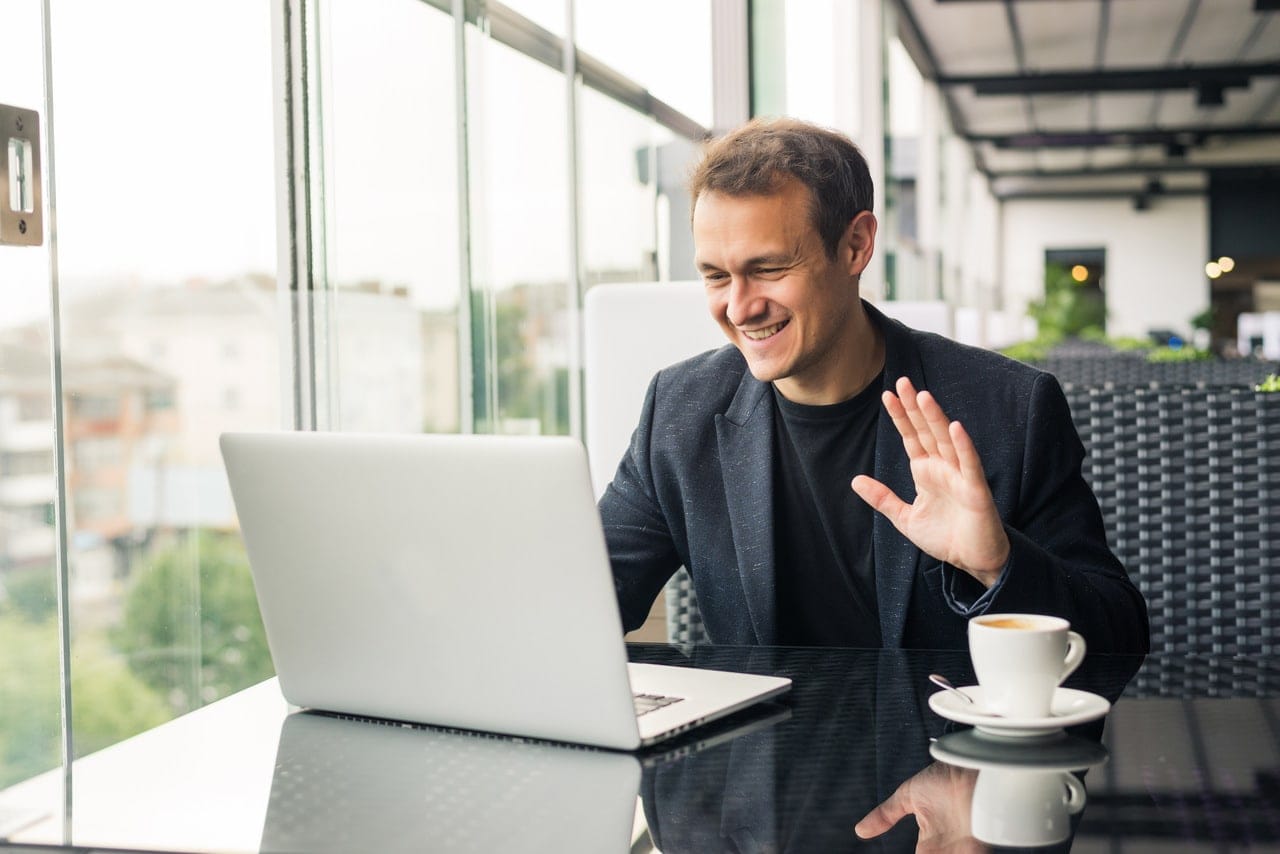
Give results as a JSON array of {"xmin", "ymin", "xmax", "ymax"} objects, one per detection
[
  {"xmin": 968, "ymin": 613, "xmax": 1085, "ymax": 718},
  {"xmin": 971, "ymin": 767, "xmax": 1086, "ymax": 847}
]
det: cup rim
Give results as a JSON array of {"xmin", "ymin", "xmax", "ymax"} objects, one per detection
[{"xmin": 969, "ymin": 613, "xmax": 1070, "ymax": 633}]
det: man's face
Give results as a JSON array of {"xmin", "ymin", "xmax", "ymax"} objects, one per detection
[{"xmin": 693, "ymin": 177, "xmax": 872, "ymax": 403}]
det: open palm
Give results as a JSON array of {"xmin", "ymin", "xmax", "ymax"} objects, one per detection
[{"xmin": 852, "ymin": 377, "xmax": 1010, "ymax": 586}]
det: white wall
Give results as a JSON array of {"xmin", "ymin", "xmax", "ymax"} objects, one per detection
[{"xmin": 1001, "ymin": 197, "xmax": 1209, "ymax": 339}]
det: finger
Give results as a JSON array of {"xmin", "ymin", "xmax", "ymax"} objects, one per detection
[
  {"xmin": 896, "ymin": 377, "xmax": 940, "ymax": 458},
  {"xmin": 854, "ymin": 789, "xmax": 910, "ymax": 839},
  {"xmin": 852, "ymin": 475, "xmax": 911, "ymax": 530},
  {"xmin": 949, "ymin": 420, "xmax": 989, "ymax": 485},
  {"xmin": 916, "ymin": 390, "xmax": 959, "ymax": 467},
  {"xmin": 882, "ymin": 391, "xmax": 926, "ymax": 460}
]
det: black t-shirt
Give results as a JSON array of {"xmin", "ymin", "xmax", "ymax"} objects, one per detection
[{"xmin": 772, "ymin": 380, "xmax": 882, "ymax": 647}]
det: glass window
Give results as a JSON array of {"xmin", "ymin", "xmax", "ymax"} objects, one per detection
[
  {"xmin": 578, "ymin": 85, "xmax": 666, "ymax": 287},
  {"xmin": 322, "ymin": 0, "xmax": 461, "ymax": 434},
  {"xmin": 46, "ymin": 0, "xmax": 280, "ymax": 760},
  {"xmin": 466, "ymin": 25, "xmax": 572, "ymax": 435},
  {"xmin": 0, "ymin": 0, "xmax": 60, "ymax": 794},
  {"xmin": 576, "ymin": 1, "xmax": 713, "ymax": 130}
]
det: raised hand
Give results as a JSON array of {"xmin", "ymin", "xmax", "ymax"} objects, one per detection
[{"xmin": 851, "ymin": 376, "xmax": 1009, "ymax": 587}]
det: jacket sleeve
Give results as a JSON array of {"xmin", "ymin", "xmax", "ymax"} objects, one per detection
[
  {"xmin": 941, "ymin": 372, "xmax": 1151, "ymax": 653},
  {"xmin": 597, "ymin": 372, "xmax": 683, "ymax": 633}
]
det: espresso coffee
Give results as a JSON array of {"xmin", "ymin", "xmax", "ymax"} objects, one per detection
[{"xmin": 979, "ymin": 617, "xmax": 1039, "ymax": 630}]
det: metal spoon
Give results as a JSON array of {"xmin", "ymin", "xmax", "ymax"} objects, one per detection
[{"xmin": 929, "ymin": 673, "xmax": 976, "ymax": 705}]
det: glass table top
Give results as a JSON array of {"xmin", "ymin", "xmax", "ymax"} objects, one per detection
[{"xmin": 1, "ymin": 644, "xmax": 1277, "ymax": 853}]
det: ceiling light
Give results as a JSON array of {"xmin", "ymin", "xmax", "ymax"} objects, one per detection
[
  {"xmin": 1205, "ymin": 261, "xmax": 1222, "ymax": 279},
  {"xmin": 1218, "ymin": 256, "xmax": 1236, "ymax": 273},
  {"xmin": 1071, "ymin": 265, "xmax": 1088, "ymax": 282}
]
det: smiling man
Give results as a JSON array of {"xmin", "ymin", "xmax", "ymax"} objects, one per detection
[{"xmin": 598, "ymin": 118, "xmax": 1149, "ymax": 653}]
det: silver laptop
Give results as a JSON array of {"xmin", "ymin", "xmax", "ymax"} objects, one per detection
[{"xmin": 220, "ymin": 431, "xmax": 790, "ymax": 750}]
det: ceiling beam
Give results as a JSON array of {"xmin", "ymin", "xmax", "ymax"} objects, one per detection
[
  {"xmin": 968, "ymin": 123, "xmax": 1280, "ymax": 148},
  {"xmin": 940, "ymin": 62, "xmax": 1280, "ymax": 95},
  {"xmin": 995, "ymin": 187, "xmax": 1204, "ymax": 202},
  {"xmin": 990, "ymin": 162, "xmax": 1280, "ymax": 179}
]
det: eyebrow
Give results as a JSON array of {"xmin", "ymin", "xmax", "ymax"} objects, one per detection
[{"xmin": 696, "ymin": 254, "xmax": 795, "ymax": 273}]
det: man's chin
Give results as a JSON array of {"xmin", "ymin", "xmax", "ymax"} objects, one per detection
[{"xmin": 740, "ymin": 355, "xmax": 784, "ymax": 384}]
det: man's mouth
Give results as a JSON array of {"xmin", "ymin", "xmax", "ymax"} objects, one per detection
[{"xmin": 742, "ymin": 319, "xmax": 790, "ymax": 341}]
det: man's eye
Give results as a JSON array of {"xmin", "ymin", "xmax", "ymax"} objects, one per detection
[{"xmin": 703, "ymin": 272, "xmax": 729, "ymax": 285}]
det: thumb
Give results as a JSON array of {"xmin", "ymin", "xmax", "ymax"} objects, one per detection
[
  {"xmin": 855, "ymin": 792, "xmax": 909, "ymax": 839},
  {"xmin": 852, "ymin": 475, "xmax": 910, "ymax": 528}
]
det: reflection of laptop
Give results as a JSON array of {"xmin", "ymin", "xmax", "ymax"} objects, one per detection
[
  {"xmin": 261, "ymin": 711, "xmax": 640, "ymax": 853},
  {"xmin": 260, "ymin": 704, "xmax": 791, "ymax": 853},
  {"xmin": 220, "ymin": 432, "xmax": 790, "ymax": 750}
]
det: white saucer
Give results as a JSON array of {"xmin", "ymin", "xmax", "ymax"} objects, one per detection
[
  {"xmin": 928, "ymin": 685, "xmax": 1110, "ymax": 737},
  {"xmin": 930, "ymin": 730, "xmax": 1109, "ymax": 772}
]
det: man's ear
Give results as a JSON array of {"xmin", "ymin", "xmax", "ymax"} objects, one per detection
[{"xmin": 843, "ymin": 211, "xmax": 878, "ymax": 276}]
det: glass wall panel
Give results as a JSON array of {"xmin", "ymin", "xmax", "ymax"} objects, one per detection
[
  {"xmin": 885, "ymin": 33, "xmax": 932, "ymax": 301},
  {"xmin": 466, "ymin": 24, "xmax": 571, "ymax": 435},
  {"xmin": 578, "ymin": 85, "xmax": 665, "ymax": 288},
  {"xmin": 0, "ymin": 0, "xmax": 62, "ymax": 794},
  {"xmin": 576, "ymin": 1, "xmax": 713, "ymax": 129},
  {"xmin": 321, "ymin": 0, "xmax": 461, "ymax": 434},
  {"xmin": 46, "ymin": 0, "xmax": 280, "ymax": 758}
]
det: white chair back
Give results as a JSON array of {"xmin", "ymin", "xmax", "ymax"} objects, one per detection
[{"xmin": 583, "ymin": 282, "xmax": 724, "ymax": 498}]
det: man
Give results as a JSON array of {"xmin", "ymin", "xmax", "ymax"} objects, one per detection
[{"xmin": 598, "ymin": 117, "xmax": 1149, "ymax": 652}]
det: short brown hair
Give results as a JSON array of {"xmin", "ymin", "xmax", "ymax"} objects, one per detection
[{"xmin": 688, "ymin": 117, "xmax": 874, "ymax": 258}]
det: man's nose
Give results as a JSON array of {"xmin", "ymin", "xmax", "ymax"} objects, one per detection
[{"xmin": 726, "ymin": 277, "xmax": 766, "ymax": 327}]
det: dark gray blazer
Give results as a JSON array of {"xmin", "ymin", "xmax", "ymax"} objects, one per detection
[{"xmin": 599, "ymin": 301, "xmax": 1150, "ymax": 653}]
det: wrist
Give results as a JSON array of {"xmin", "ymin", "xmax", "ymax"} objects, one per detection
[{"xmin": 964, "ymin": 536, "xmax": 1010, "ymax": 588}]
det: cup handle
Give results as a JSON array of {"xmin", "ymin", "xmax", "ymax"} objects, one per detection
[
  {"xmin": 1060, "ymin": 630, "xmax": 1086, "ymax": 682},
  {"xmin": 1063, "ymin": 774, "xmax": 1087, "ymax": 815}
]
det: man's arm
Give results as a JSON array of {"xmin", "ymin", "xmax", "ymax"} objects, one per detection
[
  {"xmin": 854, "ymin": 374, "xmax": 1150, "ymax": 653},
  {"xmin": 598, "ymin": 373, "xmax": 684, "ymax": 633}
]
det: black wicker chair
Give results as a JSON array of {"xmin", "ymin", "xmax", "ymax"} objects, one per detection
[
  {"xmin": 1063, "ymin": 384, "xmax": 1280, "ymax": 677},
  {"xmin": 1042, "ymin": 355, "xmax": 1279, "ymax": 387},
  {"xmin": 664, "ymin": 567, "xmax": 709, "ymax": 645}
]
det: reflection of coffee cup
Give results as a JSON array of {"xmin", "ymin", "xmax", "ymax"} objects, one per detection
[
  {"xmin": 971, "ymin": 767, "xmax": 1086, "ymax": 847},
  {"xmin": 969, "ymin": 614, "xmax": 1085, "ymax": 718}
]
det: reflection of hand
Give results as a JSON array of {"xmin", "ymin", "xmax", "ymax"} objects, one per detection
[
  {"xmin": 851, "ymin": 377, "xmax": 1010, "ymax": 587},
  {"xmin": 854, "ymin": 761, "xmax": 988, "ymax": 854}
]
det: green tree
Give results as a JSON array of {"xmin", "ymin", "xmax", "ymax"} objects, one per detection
[
  {"xmin": 71, "ymin": 635, "xmax": 171, "ymax": 757},
  {"xmin": 114, "ymin": 531, "xmax": 273, "ymax": 715},
  {"xmin": 0, "ymin": 613, "xmax": 169, "ymax": 786},
  {"xmin": 0, "ymin": 615, "xmax": 60, "ymax": 787},
  {"xmin": 1, "ymin": 564, "xmax": 57, "ymax": 622}
]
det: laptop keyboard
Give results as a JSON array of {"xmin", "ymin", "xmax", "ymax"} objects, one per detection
[{"xmin": 633, "ymin": 692, "xmax": 684, "ymax": 717}]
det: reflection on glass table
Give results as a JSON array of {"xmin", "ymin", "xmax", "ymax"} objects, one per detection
[{"xmin": 2, "ymin": 646, "xmax": 1279, "ymax": 853}]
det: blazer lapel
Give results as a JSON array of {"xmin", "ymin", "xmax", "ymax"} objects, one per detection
[
  {"xmin": 867, "ymin": 302, "xmax": 928, "ymax": 648},
  {"xmin": 715, "ymin": 372, "xmax": 776, "ymax": 645}
]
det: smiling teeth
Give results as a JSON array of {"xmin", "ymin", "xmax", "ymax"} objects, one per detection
[{"xmin": 744, "ymin": 320, "xmax": 787, "ymax": 340}]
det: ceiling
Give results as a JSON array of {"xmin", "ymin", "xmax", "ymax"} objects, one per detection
[{"xmin": 893, "ymin": 0, "xmax": 1280, "ymax": 200}]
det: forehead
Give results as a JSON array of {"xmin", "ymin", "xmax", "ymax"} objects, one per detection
[{"xmin": 692, "ymin": 180, "xmax": 818, "ymax": 257}]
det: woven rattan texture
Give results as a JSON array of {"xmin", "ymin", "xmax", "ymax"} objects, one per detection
[
  {"xmin": 664, "ymin": 567, "xmax": 709, "ymax": 645},
  {"xmin": 1043, "ymin": 356, "xmax": 1279, "ymax": 387},
  {"xmin": 1064, "ymin": 385, "xmax": 1280, "ymax": 669}
]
